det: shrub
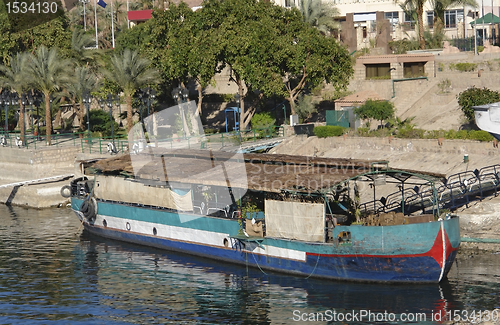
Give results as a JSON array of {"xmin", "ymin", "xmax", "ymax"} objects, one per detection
[
  {"xmin": 295, "ymin": 95, "xmax": 317, "ymax": 122},
  {"xmin": 313, "ymin": 125, "xmax": 345, "ymax": 138},
  {"xmin": 251, "ymin": 112, "xmax": 275, "ymax": 130},
  {"xmin": 457, "ymin": 87, "xmax": 500, "ymax": 122},
  {"xmin": 469, "ymin": 130, "xmax": 494, "ymax": 142},
  {"xmin": 449, "ymin": 62, "xmax": 477, "ymax": 72}
]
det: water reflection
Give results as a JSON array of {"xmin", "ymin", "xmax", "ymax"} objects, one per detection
[
  {"xmin": 76, "ymin": 231, "xmax": 465, "ymax": 324},
  {"xmin": 0, "ymin": 205, "xmax": 499, "ymax": 324}
]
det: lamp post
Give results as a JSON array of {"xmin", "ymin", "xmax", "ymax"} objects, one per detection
[
  {"xmin": 235, "ymin": 92, "xmax": 242, "ymax": 143},
  {"xmin": 20, "ymin": 92, "xmax": 27, "ymax": 145},
  {"xmin": 106, "ymin": 93, "xmax": 115, "ymax": 146},
  {"xmin": 115, "ymin": 95, "xmax": 122, "ymax": 127},
  {"xmin": 27, "ymin": 92, "xmax": 35, "ymax": 135},
  {"xmin": 171, "ymin": 86, "xmax": 189, "ymax": 138},
  {"xmin": 33, "ymin": 91, "xmax": 42, "ymax": 139},
  {"xmin": 0, "ymin": 91, "xmax": 11, "ymax": 134},
  {"xmin": 82, "ymin": 91, "xmax": 92, "ymax": 139},
  {"xmin": 10, "ymin": 93, "xmax": 19, "ymax": 135}
]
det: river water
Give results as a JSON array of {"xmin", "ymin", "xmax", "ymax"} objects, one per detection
[{"xmin": 0, "ymin": 205, "xmax": 499, "ymax": 324}]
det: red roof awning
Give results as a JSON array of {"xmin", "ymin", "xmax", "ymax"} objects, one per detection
[{"xmin": 128, "ymin": 10, "xmax": 153, "ymax": 22}]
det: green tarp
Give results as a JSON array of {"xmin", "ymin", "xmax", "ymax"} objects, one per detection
[{"xmin": 470, "ymin": 12, "xmax": 500, "ymax": 25}]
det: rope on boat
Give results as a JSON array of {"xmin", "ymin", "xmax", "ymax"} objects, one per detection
[
  {"xmin": 305, "ymin": 253, "xmax": 320, "ymax": 279},
  {"xmin": 250, "ymin": 250, "xmax": 268, "ymax": 275}
]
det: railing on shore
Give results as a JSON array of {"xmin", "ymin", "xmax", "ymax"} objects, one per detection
[{"xmin": 0, "ymin": 125, "xmax": 285, "ymax": 154}]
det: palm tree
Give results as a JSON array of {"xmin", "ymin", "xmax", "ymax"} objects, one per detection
[
  {"xmin": 103, "ymin": 49, "xmax": 160, "ymax": 133},
  {"xmin": 297, "ymin": 0, "xmax": 340, "ymax": 35},
  {"xmin": 25, "ymin": 46, "xmax": 73, "ymax": 145},
  {"xmin": 71, "ymin": 28, "xmax": 99, "ymax": 67},
  {"xmin": 398, "ymin": 0, "xmax": 426, "ymax": 49},
  {"xmin": 64, "ymin": 66, "xmax": 99, "ymax": 136},
  {"xmin": 0, "ymin": 52, "xmax": 31, "ymax": 143}
]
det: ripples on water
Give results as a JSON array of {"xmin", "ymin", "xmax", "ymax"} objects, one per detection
[{"xmin": 0, "ymin": 205, "xmax": 498, "ymax": 324}]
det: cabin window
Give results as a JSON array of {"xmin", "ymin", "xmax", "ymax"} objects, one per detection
[{"xmin": 338, "ymin": 231, "xmax": 351, "ymax": 244}]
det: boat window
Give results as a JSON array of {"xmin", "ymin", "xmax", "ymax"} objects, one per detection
[{"xmin": 338, "ymin": 231, "xmax": 351, "ymax": 244}]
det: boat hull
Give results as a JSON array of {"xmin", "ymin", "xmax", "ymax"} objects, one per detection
[{"xmin": 72, "ymin": 198, "xmax": 460, "ymax": 283}]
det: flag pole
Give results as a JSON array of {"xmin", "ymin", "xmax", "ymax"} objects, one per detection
[
  {"xmin": 94, "ymin": 0, "xmax": 98, "ymax": 49},
  {"xmin": 111, "ymin": 0, "xmax": 115, "ymax": 48}
]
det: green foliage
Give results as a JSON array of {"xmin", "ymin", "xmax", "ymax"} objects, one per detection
[
  {"xmin": 313, "ymin": 125, "xmax": 345, "ymax": 137},
  {"xmin": 437, "ymin": 79, "xmax": 451, "ymax": 93},
  {"xmin": 89, "ymin": 109, "xmax": 119, "ymax": 137},
  {"xmin": 295, "ymin": 95, "xmax": 317, "ymax": 122},
  {"xmin": 477, "ymin": 46, "xmax": 484, "ymax": 53},
  {"xmin": 388, "ymin": 39, "xmax": 419, "ymax": 54},
  {"xmin": 449, "ymin": 62, "xmax": 477, "ymax": 72},
  {"xmin": 251, "ymin": 112, "xmax": 275, "ymax": 130},
  {"xmin": 469, "ymin": 130, "xmax": 494, "ymax": 141},
  {"xmin": 354, "ymin": 99, "xmax": 395, "ymax": 127},
  {"xmin": 457, "ymin": 87, "xmax": 500, "ymax": 122}
]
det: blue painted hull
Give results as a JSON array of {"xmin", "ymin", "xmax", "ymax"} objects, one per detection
[{"xmin": 72, "ymin": 198, "xmax": 460, "ymax": 283}]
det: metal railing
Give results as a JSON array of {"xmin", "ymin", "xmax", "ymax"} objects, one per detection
[{"xmin": 359, "ymin": 164, "xmax": 500, "ymax": 216}]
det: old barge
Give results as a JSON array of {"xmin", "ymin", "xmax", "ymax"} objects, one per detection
[{"xmin": 69, "ymin": 147, "xmax": 459, "ymax": 283}]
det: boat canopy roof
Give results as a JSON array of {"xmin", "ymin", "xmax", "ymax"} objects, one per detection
[{"xmin": 85, "ymin": 149, "xmax": 445, "ymax": 193}]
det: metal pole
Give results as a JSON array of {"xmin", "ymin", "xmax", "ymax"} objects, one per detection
[
  {"xmin": 83, "ymin": 0, "xmax": 87, "ymax": 30},
  {"xmin": 86, "ymin": 102, "xmax": 90, "ymax": 139},
  {"xmin": 110, "ymin": 1, "xmax": 115, "ymax": 48},
  {"xmin": 37, "ymin": 104, "xmax": 40, "ymax": 139},
  {"xmin": 94, "ymin": 0, "xmax": 98, "ymax": 49}
]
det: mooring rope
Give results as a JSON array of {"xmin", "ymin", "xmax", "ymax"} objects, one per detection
[
  {"xmin": 305, "ymin": 253, "xmax": 321, "ymax": 279},
  {"xmin": 250, "ymin": 250, "xmax": 268, "ymax": 275}
]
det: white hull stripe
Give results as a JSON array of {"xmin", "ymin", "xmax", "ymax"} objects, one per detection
[{"xmin": 96, "ymin": 214, "xmax": 307, "ymax": 262}]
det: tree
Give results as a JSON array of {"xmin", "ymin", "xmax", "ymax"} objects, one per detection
[
  {"xmin": 457, "ymin": 87, "xmax": 500, "ymax": 123},
  {"xmin": 64, "ymin": 66, "xmax": 99, "ymax": 135},
  {"xmin": 297, "ymin": 0, "xmax": 340, "ymax": 35},
  {"xmin": 398, "ymin": 0, "xmax": 426, "ymax": 49},
  {"xmin": 354, "ymin": 99, "xmax": 395, "ymax": 127},
  {"xmin": 25, "ymin": 46, "xmax": 73, "ymax": 145},
  {"xmin": 103, "ymin": 49, "xmax": 160, "ymax": 133},
  {"xmin": 70, "ymin": 28, "xmax": 99, "ymax": 67},
  {"xmin": 279, "ymin": 25, "xmax": 353, "ymax": 116},
  {"xmin": 0, "ymin": 52, "xmax": 31, "ymax": 142}
]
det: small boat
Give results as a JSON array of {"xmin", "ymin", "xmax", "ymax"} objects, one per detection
[
  {"xmin": 473, "ymin": 101, "xmax": 500, "ymax": 140},
  {"xmin": 68, "ymin": 101, "xmax": 460, "ymax": 283}
]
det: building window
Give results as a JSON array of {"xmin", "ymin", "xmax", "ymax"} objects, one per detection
[
  {"xmin": 445, "ymin": 9, "xmax": 463, "ymax": 28},
  {"xmin": 365, "ymin": 63, "xmax": 391, "ymax": 79},
  {"xmin": 403, "ymin": 62, "xmax": 425, "ymax": 78},
  {"xmin": 284, "ymin": 0, "xmax": 294, "ymax": 7},
  {"xmin": 404, "ymin": 12, "xmax": 415, "ymax": 30},
  {"xmin": 384, "ymin": 11, "xmax": 399, "ymax": 30},
  {"xmin": 427, "ymin": 11, "xmax": 434, "ymax": 28}
]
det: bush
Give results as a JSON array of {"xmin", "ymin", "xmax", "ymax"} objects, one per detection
[
  {"xmin": 295, "ymin": 95, "xmax": 317, "ymax": 122},
  {"xmin": 457, "ymin": 87, "xmax": 500, "ymax": 122},
  {"xmin": 251, "ymin": 112, "xmax": 275, "ymax": 130},
  {"xmin": 469, "ymin": 130, "xmax": 494, "ymax": 142},
  {"xmin": 313, "ymin": 125, "xmax": 345, "ymax": 138},
  {"xmin": 449, "ymin": 62, "xmax": 477, "ymax": 72}
]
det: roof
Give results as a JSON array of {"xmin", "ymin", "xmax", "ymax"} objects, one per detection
[
  {"xmin": 470, "ymin": 12, "xmax": 500, "ymax": 25},
  {"xmin": 85, "ymin": 149, "xmax": 446, "ymax": 194},
  {"xmin": 128, "ymin": 10, "xmax": 153, "ymax": 22}
]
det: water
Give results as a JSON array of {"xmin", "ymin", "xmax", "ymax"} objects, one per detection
[{"xmin": 0, "ymin": 205, "xmax": 499, "ymax": 325}]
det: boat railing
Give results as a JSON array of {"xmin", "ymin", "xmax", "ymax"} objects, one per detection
[{"xmin": 361, "ymin": 164, "xmax": 500, "ymax": 215}]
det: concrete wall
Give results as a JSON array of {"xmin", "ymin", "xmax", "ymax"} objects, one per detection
[{"xmin": 271, "ymin": 135, "xmax": 500, "ymax": 177}]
